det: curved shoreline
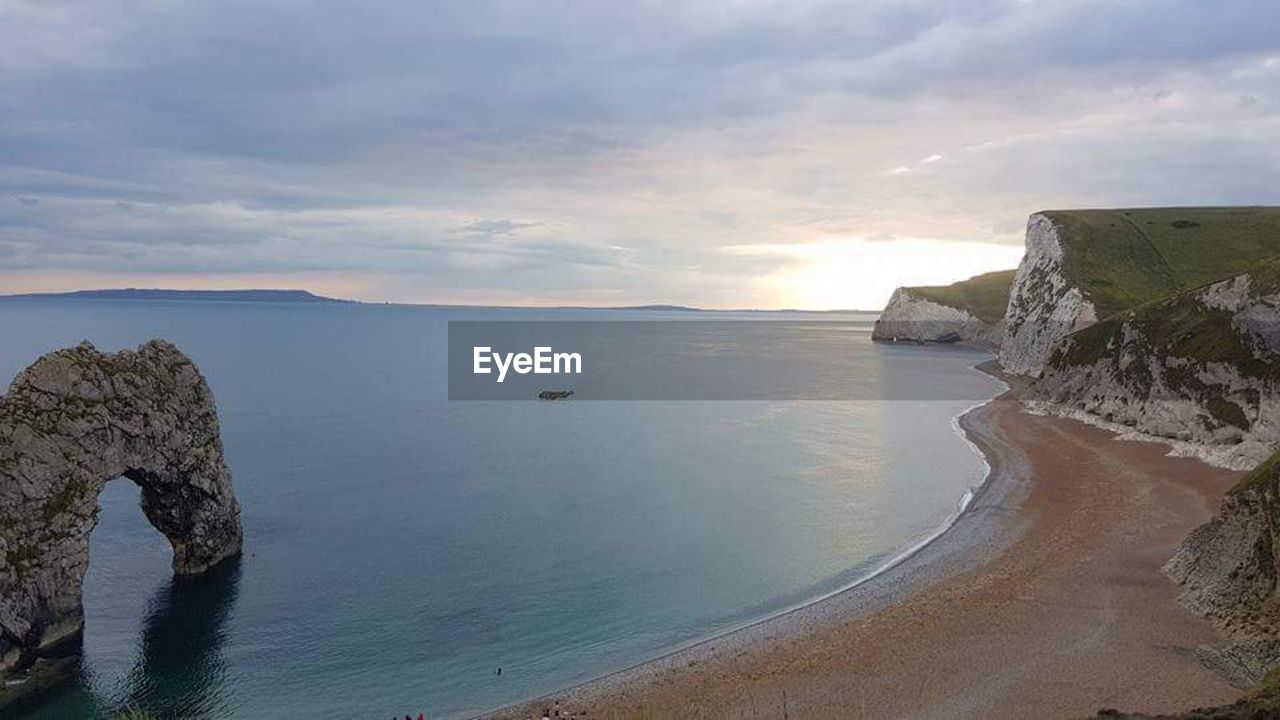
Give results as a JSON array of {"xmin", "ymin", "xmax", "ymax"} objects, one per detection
[{"xmin": 485, "ymin": 359, "xmax": 1029, "ymax": 718}]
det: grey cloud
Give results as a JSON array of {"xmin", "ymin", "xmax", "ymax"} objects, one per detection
[
  {"xmin": 12, "ymin": 0, "xmax": 1273, "ymax": 176},
  {"xmin": 2, "ymin": 0, "xmax": 1279, "ymax": 305},
  {"xmin": 450, "ymin": 219, "xmax": 541, "ymax": 237}
]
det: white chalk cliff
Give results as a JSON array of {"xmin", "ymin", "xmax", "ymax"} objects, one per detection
[
  {"xmin": 998, "ymin": 213, "xmax": 1098, "ymax": 377},
  {"xmin": 871, "ymin": 288, "xmax": 1004, "ymax": 347},
  {"xmin": 1025, "ymin": 264, "xmax": 1280, "ymax": 470}
]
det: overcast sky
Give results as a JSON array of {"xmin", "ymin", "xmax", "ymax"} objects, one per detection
[{"xmin": 3, "ymin": 1, "xmax": 1279, "ymax": 308}]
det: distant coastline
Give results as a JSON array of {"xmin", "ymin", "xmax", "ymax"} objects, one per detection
[
  {"xmin": 0, "ymin": 290, "xmax": 879, "ymax": 313},
  {"xmin": 0, "ymin": 288, "xmax": 355, "ymax": 304}
]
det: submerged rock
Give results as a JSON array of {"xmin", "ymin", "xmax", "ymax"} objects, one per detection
[
  {"xmin": 537, "ymin": 390, "xmax": 574, "ymax": 400},
  {"xmin": 0, "ymin": 340, "xmax": 242, "ymax": 683}
]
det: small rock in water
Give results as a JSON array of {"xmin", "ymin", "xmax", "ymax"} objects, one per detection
[{"xmin": 538, "ymin": 389, "xmax": 574, "ymax": 400}]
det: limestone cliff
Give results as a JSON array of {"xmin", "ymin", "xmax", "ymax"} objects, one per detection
[
  {"xmin": 999, "ymin": 213, "xmax": 1098, "ymax": 375},
  {"xmin": 872, "ymin": 270, "xmax": 1014, "ymax": 348},
  {"xmin": 0, "ymin": 340, "xmax": 242, "ymax": 680},
  {"xmin": 1026, "ymin": 260, "xmax": 1280, "ymax": 470}
]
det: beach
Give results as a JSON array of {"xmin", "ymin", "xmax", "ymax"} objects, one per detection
[{"xmin": 494, "ymin": 364, "xmax": 1243, "ymax": 719}]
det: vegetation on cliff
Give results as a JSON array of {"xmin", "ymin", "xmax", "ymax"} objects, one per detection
[
  {"xmin": 901, "ymin": 269, "xmax": 1016, "ymax": 323},
  {"xmin": 1045, "ymin": 207, "xmax": 1280, "ymax": 320},
  {"xmin": 1053, "ymin": 255, "xmax": 1280, "ymax": 378}
]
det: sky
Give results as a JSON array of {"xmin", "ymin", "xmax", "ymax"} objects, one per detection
[{"xmin": 2, "ymin": 1, "xmax": 1279, "ymax": 309}]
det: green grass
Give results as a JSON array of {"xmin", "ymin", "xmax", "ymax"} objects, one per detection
[
  {"xmin": 1043, "ymin": 207, "xmax": 1280, "ymax": 319},
  {"xmin": 904, "ymin": 269, "xmax": 1017, "ymax": 323}
]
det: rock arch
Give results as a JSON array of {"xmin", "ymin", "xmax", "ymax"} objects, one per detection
[{"xmin": 0, "ymin": 340, "xmax": 242, "ymax": 678}]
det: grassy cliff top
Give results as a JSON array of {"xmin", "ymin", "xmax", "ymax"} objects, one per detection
[
  {"xmin": 904, "ymin": 269, "xmax": 1016, "ymax": 323},
  {"xmin": 1043, "ymin": 207, "xmax": 1280, "ymax": 319}
]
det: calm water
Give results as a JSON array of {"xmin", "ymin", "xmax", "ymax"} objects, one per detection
[{"xmin": 0, "ymin": 300, "xmax": 1002, "ymax": 719}]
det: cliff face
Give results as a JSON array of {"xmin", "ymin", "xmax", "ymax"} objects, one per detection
[
  {"xmin": 1026, "ymin": 261, "xmax": 1280, "ymax": 470},
  {"xmin": 1165, "ymin": 450, "xmax": 1280, "ymax": 687},
  {"xmin": 871, "ymin": 288, "xmax": 1004, "ymax": 346},
  {"xmin": 876, "ymin": 207, "xmax": 1280, "ymax": 710},
  {"xmin": 0, "ymin": 340, "xmax": 242, "ymax": 680},
  {"xmin": 872, "ymin": 269, "xmax": 1014, "ymax": 348},
  {"xmin": 1000, "ymin": 207, "xmax": 1280, "ymax": 378},
  {"xmin": 999, "ymin": 213, "xmax": 1098, "ymax": 376}
]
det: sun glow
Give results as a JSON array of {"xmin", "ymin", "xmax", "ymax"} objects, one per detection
[{"xmin": 724, "ymin": 237, "xmax": 1024, "ymax": 310}]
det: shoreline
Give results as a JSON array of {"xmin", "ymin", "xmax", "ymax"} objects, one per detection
[
  {"xmin": 486, "ymin": 358, "xmax": 1032, "ymax": 718},
  {"xmin": 490, "ymin": 359, "xmax": 1242, "ymax": 719}
]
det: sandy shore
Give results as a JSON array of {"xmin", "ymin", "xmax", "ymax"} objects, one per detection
[{"xmin": 491, "ymin": 365, "xmax": 1242, "ymax": 719}]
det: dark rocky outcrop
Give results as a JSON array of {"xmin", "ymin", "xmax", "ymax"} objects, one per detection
[
  {"xmin": 0, "ymin": 340, "xmax": 242, "ymax": 682},
  {"xmin": 1165, "ymin": 450, "xmax": 1280, "ymax": 688}
]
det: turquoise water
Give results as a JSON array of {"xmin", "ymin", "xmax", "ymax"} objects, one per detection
[{"xmin": 0, "ymin": 300, "xmax": 1002, "ymax": 718}]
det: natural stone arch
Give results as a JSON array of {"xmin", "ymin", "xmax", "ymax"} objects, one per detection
[{"xmin": 0, "ymin": 340, "xmax": 242, "ymax": 678}]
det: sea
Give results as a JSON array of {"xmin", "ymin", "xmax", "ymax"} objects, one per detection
[{"xmin": 0, "ymin": 299, "xmax": 1004, "ymax": 719}]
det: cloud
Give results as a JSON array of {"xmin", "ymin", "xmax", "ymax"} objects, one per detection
[
  {"xmin": 450, "ymin": 219, "xmax": 541, "ymax": 237},
  {"xmin": 2, "ymin": 0, "xmax": 1279, "ymax": 307}
]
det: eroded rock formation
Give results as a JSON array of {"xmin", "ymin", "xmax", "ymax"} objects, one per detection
[
  {"xmin": 0, "ymin": 340, "xmax": 242, "ymax": 678},
  {"xmin": 1166, "ymin": 450, "xmax": 1280, "ymax": 687}
]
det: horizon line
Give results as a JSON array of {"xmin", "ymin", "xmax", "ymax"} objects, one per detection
[{"xmin": 0, "ymin": 287, "xmax": 881, "ymax": 314}]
